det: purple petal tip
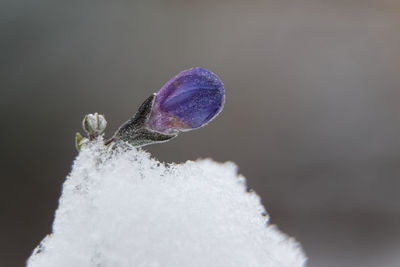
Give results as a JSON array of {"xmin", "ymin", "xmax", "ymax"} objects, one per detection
[{"xmin": 147, "ymin": 67, "xmax": 225, "ymax": 134}]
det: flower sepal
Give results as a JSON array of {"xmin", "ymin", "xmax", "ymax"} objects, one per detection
[{"xmin": 112, "ymin": 94, "xmax": 178, "ymax": 147}]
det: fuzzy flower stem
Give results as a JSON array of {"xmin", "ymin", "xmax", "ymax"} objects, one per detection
[{"xmin": 104, "ymin": 138, "xmax": 115, "ymax": 146}]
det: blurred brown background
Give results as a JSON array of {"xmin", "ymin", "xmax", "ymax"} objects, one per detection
[{"xmin": 1, "ymin": 0, "xmax": 400, "ymax": 266}]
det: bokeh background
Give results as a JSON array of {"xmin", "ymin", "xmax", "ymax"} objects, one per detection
[{"xmin": 2, "ymin": 0, "xmax": 400, "ymax": 266}]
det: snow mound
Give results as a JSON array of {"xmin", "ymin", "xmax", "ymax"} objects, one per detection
[{"xmin": 27, "ymin": 140, "xmax": 306, "ymax": 267}]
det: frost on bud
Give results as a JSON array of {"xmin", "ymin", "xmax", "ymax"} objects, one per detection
[
  {"xmin": 75, "ymin": 113, "xmax": 107, "ymax": 151},
  {"xmin": 112, "ymin": 67, "xmax": 225, "ymax": 147},
  {"xmin": 83, "ymin": 113, "xmax": 107, "ymax": 139}
]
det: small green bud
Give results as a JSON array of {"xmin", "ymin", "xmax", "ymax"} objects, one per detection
[
  {"xmin": 75, "ymin": 132, "xmax": 87, "ymax": 151},
  {"xmin": 82, "ymin": 113, "xmax": 107, "ymax": 139}
]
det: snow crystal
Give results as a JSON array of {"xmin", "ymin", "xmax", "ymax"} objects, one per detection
[{"xmin": 27, "ymin": 139, "xmax": 306, "ymax": 267}]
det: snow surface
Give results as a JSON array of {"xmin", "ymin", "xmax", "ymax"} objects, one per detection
[{"xmin": 27, "ymin": 139, "xmax": 306, "ymax": 267}]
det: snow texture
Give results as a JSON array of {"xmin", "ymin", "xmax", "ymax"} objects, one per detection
[{"xmin": 27, "ymin": 139, "xmax": 306, "ymax": 267}]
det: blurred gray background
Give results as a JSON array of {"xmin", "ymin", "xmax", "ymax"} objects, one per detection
[{"xmin": 1, "ymin": 0, "xmax": 400, "ymax": 266}]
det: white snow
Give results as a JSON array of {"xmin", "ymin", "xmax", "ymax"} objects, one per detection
[{"xmin": 27, "ymin": 139, "xmax": 306, "ymax": 267}]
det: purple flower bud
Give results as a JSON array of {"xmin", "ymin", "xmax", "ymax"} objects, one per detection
[
  {"xmin": 146, "ymin": 67, "xmax": 225, "ymax": 135},
  {"xmin": 110, "ymin": 67, "xmax": 225, "ymax": 147}
]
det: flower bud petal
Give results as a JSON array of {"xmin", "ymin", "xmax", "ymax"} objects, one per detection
[{"xmin": 147, "ymin": 67, "xmax": 225, "ymax": 134}]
